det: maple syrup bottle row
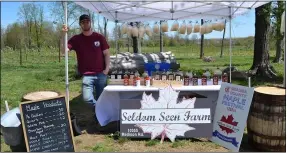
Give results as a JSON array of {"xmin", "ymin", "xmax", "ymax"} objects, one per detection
[
  {"xmin": 153, "ymin": 69, "xmax": 183, "ymax": 81},
  {"xmin": 109, "ymin": 69, "xmax": 136, "ymax": 80},
  {"xmin": 183, "ymin": 68, "xmax": 229, "ymax": 86},
  {"xmin": 109, "ymin": 69, "xmax": 151, "ymax": 87}
]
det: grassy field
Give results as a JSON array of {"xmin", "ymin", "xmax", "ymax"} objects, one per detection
[{"xmin": 1, "ymin": 45, "xmax": 284, "ymax": 152}]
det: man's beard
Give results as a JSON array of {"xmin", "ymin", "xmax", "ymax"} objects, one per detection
[{"xmin": 82, "ymin": 26, "xmax": 90, "ymax": 31}]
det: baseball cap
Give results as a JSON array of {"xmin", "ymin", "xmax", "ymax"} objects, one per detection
[{"xmin": 79, "ymin": 14, "xmax": 91, "ymax": 23}]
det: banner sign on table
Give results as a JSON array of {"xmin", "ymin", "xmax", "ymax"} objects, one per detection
[
  {"xmin": 120, "ymin": 84, "xmax": 216, "ymax": 142},
  {"xmin": 211, "ymin": 82, "xmax": 254, "ymax": 152}
]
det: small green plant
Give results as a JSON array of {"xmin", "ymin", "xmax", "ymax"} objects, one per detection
[
  {"xmin": 171, "ymin": 140, "xmax": 184, "ymax": 148},
  {"xmin": 92, "ymin": 143, "xmax": 114, "ymax": 152},
  {"xmin": 145, "ymin": 139, "xmax": 159, "ymax": 146},
  {"xmin": 118, "ymin": 137, "xmax": 129, "ymax": 144}
]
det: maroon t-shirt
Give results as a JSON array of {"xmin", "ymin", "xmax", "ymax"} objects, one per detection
[{"xmin": 68, "ymin": 32, "xmax": 109, "ymax": 75}]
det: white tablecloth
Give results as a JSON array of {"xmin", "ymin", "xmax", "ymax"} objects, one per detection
[{"xmin": 95, "ymin": 81, "xmax": 221, "ymax": 126}]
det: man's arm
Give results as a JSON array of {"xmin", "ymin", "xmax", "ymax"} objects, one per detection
[
  {"xmin": 101, "ymin": 34, "xmax": 110, "ymax": 75},
  {"xmin": 103, "ymin": 49, "xmax": 110, "ymax": 75},
  {"xmin": 61, "ymin": 24, "xmax": 72, "ymax": 55}
]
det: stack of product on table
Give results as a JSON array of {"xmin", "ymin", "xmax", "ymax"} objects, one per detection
[{"xmin": 108, "ymin": 68, "xmax": 228, "ymax": 87}]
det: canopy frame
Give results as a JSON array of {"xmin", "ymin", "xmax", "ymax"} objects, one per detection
[
  {"xmin": 63, "ymin": 1, "xmax": 277, "ymax": 107},
  {"xmin": 74, "ymin": 1, "xmax": 268, "ymax": 23}
]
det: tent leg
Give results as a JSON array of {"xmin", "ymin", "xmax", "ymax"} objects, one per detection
[
  {"xmin": 284, "ymin": 32, "xmax": 286, "ymax": 87},
  {"xmin": 115, "ymin": 11, "xmax": 119, "ymax": 68},
  {"xmin": 229, "ymin": 7, "xmax": 232, "ymax": 83},
  {"xmin": 64, "ymin": 1, "xmax": 69, "ymax": 110},
  {"xmin": 284, "ymin": 11, "xmax": 286, "ymax": 88}
]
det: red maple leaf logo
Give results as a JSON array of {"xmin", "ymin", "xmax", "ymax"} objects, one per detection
[
  {"xmin": 225, "ymin": 87, "xmax": 230, "ymax": 93},
  {"xmin": 219, "ymin": 115, "xmax": 238, "ymax": 134}
]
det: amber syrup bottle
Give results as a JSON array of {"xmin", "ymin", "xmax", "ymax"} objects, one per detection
[
  {"xmin": 168, "ymin": 70, "xmax": 174, "ymax": 80},
  {"xmin": 155, "ymin": 70, "xmax": 161, "ymax": 80},
  {"xmin": 201, "ymin": 73, "xmax": 207, "ymax": 85},
  {"xmin": 161, "ymin": 69, "xmax": 167, "ymax": 81},
  {"xmin": 175, "ymin": 70, "xmax": 182, "ymax": 81},
  {"xmin": 222, "ymin": 73, "xmax": 228, "ymax": 83},
  {"xmin": 213, "ymin": 69, "xmax": 219, "ymax": 85},
  {"xmin": 117, "ymin": 68, "xmax": 122, "ymax": 80},
  {"xmin": 183, "ymin": 72, "xmax": 190, "ymax": 86},
  {"xmin": 110, "ymin": 70, "xmax": 116, "ymax": 79},
  {"xmin": 142, "ymin": 71, "xmax": 148, "ymax": 86},
  {"xmin": 123, "ymin": 71, "xmax": 129, "ymax": 86},
  {"xmin": 134, "ymin": 71, "xmax": 140, "ymax": 86},
  {"xmin": 192, "ymin": 73, "xmax": 198, "ymax": 86}
]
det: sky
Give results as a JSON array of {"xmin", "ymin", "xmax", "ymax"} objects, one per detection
[{"xmin": 1, "ymin": 1, "xmax": 256, "ymax": 39}]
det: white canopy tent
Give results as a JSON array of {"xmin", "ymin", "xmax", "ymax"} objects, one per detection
[
  {"xmin": 74, "ymin": 1, "xmax": 270, "ymax": 22},
  {"xmin": 63, "ymin": 1, "xmax": 273, "ymax": 109}
]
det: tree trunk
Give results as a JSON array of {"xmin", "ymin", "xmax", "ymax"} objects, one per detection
[
  {"xmin": 130, "ymin": 22, "xmax": 139, "ymax": 53},
  {"xmin": 104, "ymin": 17, "xmax": 108, "ymax": 39},
  {"xmin": 220, "ymin": 20, "xmax": 226, "ymax": 58},
  {"xmin": 34, "ymin": 20, "xmax": 40, "ymax": 52},
  {"xmin": 29, "ymin": 20, "xmax": 32, "ymax": 49},
  {"xmin": 249, "ymin": 2, "xmax": 277, "ymax": 79},
  {"xmin": 272, "ymin": 1, "xmax": 285, "ymax": 63},
  {"xmin": 200, "ymin": 19, "xmax": 204, "ymax": 59},
  {"xmin": 273, "ymin": 39, "xmax": 283, "ymax": 63}
]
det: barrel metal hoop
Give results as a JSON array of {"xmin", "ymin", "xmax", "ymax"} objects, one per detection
[
  {"xmin": 254, "ymin": 93, "xmax": 286, "ymax": 106},
  {"xmin": 247, "ymin": 128, "xmax": 286, "ymax": 140},
  {"xmin": 248, "ymin": 136, "xmax": 286, "ymax": 151},
  {"xmin": 250, "ymin": 107, "xmax": 286, "ymax": 117}
]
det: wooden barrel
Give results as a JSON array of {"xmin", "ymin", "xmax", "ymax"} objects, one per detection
[
  {"xmin": 22, "ymin": 91, "xmax": 60, "ymax": 102},
  {"xmin": 247, "ymin": 86, "xmax": 286, "ymax": 152}
]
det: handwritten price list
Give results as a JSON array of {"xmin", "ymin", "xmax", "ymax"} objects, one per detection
[{"xmin": 20, "ymin": 97, "xmax": 74, "ymax": 152}]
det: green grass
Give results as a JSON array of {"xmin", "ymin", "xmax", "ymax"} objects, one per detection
[
  {"xmin": 171, "ymin": 140, "xmax": 185, "ymax": 148},
  {"xmin": 92, "ymin": 143, "xmax": 115, "ymax": 152},
  {"xmin": 1, "ymin": 45, "xmax": 284, "ymax": 152},
  {"xmin": 1, "ymin": 46, "xmax": 284, "ymax": 114},
  {"xmin": 145, "ymin": 139, "xmax": 159, "ymax": 146}
]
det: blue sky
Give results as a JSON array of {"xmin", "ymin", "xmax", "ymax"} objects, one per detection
[{"xmin": 1, "ymin": 1, "xmax": 256, "ymax": 39}]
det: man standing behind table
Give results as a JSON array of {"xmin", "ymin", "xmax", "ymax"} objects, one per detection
[{"xmin": 61, "ymin": 14, "xmax": 110, "ymax": 112}]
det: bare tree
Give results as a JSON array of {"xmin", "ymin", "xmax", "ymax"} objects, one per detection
[
  {"xmin": 271, "ymin": 1, "xmax": 285, "ymax": 63},
  {"xmin": 30, "ymin": 3, "xmax": 44, "ymax": 51},
  {"xmin": 18, "ymin": 3, "xmax": 34, "ymax": 48},
  {"xmin": 249, "ymin": 2, "xmax": 277, "ymax": 79},
  {"xmin": 49, "ymin": 2, "xmax": 88, "ymax": 28},
  {"xmin": 1, "ymin": 26, "xmax": 5, "ymax": 49}
]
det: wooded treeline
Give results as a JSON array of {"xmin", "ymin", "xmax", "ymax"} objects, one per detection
[{"xmin": 0, "ymin": 2, "xmax": 285, "ymax": 70}]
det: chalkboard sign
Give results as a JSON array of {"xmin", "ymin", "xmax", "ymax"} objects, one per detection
[{"xmin": 19, "ymin": 96, "xmax": 75, "ymax": 152}]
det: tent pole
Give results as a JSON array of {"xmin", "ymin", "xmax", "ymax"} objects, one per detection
[
  {"xmin": 160, "ymin": 20, "xmax": 163, "ymax": 52},
  {"xmin": 64, "ymin": 1, "xmax": 69, "ymax": 110},
  {"xmin": 283, "ymin": 11, "xmax": 286, "ymax": 88},
  {"xmin": 229, "ymin": 7, "xmax": 232, "ymax": 83},
  {"xmin": 115, "ymin": 11, "xmax": 119, "ymax": 66}
]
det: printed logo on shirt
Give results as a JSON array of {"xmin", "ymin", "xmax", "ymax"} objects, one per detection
[{"xmin": 94, "ymin": 41, "xmax": 100, "ymax": 47}]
